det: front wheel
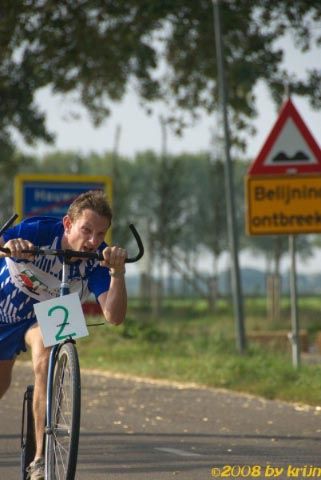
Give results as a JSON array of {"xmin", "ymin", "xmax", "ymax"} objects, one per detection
[{"xmin": 45, "ymin": 341, "xmax": 81, "ymax": 480}]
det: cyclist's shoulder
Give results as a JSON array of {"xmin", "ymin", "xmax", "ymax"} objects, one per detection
[
  {"xmin": 4, "ymin": 216, "xmax": 63, "ymax": 243},
  {"xmin": 21, "ymin": 216, "xmax": 62, "ymax": 233},
  {"xmin": 21, "ymin": 216, "xmax": 61, "ymax": 227},
  {"xmin": 20, "ymin": 216, "xmax": 61, "ymax": 229}
]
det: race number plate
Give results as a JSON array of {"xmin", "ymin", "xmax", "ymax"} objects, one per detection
[{"xmin": 34, "ymin": 293, "xmax": 89, "ymax": 347}]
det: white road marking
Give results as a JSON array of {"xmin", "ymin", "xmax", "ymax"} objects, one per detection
[{"xmin": 155, "ymin": 447, "xmax": 203, "ymax": 457}]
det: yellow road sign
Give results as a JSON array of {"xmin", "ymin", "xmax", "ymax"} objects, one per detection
[{"xmin": 246, "ymin": 175, "xmax": 321, "ymax": 235}]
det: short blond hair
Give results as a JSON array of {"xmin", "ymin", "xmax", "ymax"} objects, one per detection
[{"xmin": 67, "ymin": 190, "xmax": 112, "ymax": 223}]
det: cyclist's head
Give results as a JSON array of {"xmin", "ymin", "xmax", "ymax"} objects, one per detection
[{"xmin": 67, "ymin": 190, "xmax": 112, "ymax": 224}]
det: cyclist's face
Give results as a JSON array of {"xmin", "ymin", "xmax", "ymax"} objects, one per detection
[{"xmin": 63, "ymin": 209, "xmax": 110, "ymax": 251}]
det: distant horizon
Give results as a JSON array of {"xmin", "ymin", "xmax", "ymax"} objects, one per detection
[{"xmin": 122, "ymin": 265, "xmax": 321, "ymax": 297}]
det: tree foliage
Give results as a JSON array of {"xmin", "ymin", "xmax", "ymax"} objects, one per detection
[{"xmin": 1, "ymin": 0, "xmax": 320, "ymax": 150}]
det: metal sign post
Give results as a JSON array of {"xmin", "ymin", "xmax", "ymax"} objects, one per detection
[
  {"xmin": 289, "ymin": 235, "xmax": 300, "ymax": 368},
  {"xmin": 212, "ymin": 0, "xmax": 246, "ymax": 353}
]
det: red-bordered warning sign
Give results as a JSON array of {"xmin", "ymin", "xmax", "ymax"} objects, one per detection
[{"xmin": 248, "ymin": 98, "xmax": 321, "ymax": 176}]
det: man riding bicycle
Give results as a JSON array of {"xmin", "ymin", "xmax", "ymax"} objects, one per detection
[{"xmin": 0, "ymin": 190, "xmax": 127, "ymax": 480}]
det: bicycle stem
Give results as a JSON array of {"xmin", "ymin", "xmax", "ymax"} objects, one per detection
[{"xmin": 60, "ymin": 261, "xmax": 70, "ymax": 296}]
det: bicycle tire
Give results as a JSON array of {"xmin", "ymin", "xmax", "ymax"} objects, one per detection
[
  {"xmin": 21, "ymin": 385, "xmax": 36, "ymax": 480},
  {"xmin": 45, "ymin": 341, "xmax": 81, "ymax": 480}
]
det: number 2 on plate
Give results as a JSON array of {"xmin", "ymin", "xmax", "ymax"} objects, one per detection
[{"xmin": 49, "ymin": 305, "xmax": 77, "ymax": 342}]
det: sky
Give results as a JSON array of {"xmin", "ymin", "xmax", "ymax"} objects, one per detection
[
  {"xmin": 16, "ymin": 32, "xmax": 321, "ymax": 274},
  {"xmin": 18, "ymin": 33, "xmax": 321, "ymax": 162}
]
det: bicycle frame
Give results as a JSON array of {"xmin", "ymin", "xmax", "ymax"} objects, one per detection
[
  {"xmin": 44, "ymin": 257, "xmax": 83, "ymax": 480},
  {"xmin": 45, "ymin": 258, "xmax": 72, "ymax": 439}
]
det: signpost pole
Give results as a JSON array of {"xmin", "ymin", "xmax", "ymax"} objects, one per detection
[
  {"xmin": 213, "ymin": 0, "xmax": 246, "ymax": 353},
  {"xmin": 289, "ymin": 235, "xmax": 300, "ymax": 368}
]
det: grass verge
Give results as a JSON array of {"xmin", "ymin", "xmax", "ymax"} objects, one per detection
[{"xmin": 75, "ymin": 297, "xmax": 321, "ymax": 406}]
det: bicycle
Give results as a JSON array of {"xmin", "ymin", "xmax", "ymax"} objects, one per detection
[{"xmin": 0, "ymin": 213, "xmax": 144, "ymax": 480}]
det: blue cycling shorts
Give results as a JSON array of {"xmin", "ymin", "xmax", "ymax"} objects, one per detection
[{"xmin": 0, "ymin": 319, "xmax": 37, "ymax": 360}]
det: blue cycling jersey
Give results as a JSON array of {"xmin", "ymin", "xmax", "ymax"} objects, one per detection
[{"xmin": 0, "ymin": 216, "xmax": 110, "ymax": 325}]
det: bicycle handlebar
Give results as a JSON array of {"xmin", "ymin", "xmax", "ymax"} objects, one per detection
[{"xmin": 0, "ymin": 215, "xmax": 144, "ymax": 263}]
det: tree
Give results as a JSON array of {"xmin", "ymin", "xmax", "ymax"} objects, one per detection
[
  {"xmin": 187, "ymin": 153, "xmax": 228, "ymax": 307},
  {"xmin": 129, "ymin": 150, "xmax": 191, "ymax": 306},
  {"xmin": 0, "ymin": 151, "xmax": 37, "ymax": 224},
  {"xmin": 1, "ymin": 1, "xmax": 320, "ymax": 150}
]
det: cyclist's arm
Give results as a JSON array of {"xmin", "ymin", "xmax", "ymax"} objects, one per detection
[
  {"xmin": 96, "ymin": 244, "xmax": 127, "ymax": 325},
  {"xmin": 97, "ymin": 275, "xmax": 127, "ymax": 325}
]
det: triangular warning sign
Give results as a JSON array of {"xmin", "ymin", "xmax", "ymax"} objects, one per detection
[{"xmin": 248, "ymin": 98, "xmax": 321, "ymax": 175}]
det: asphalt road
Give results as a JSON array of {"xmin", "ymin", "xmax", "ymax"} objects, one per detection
[{"xmin": 1, "ymin": 362, "xmax": 321, "ymax": 480}]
